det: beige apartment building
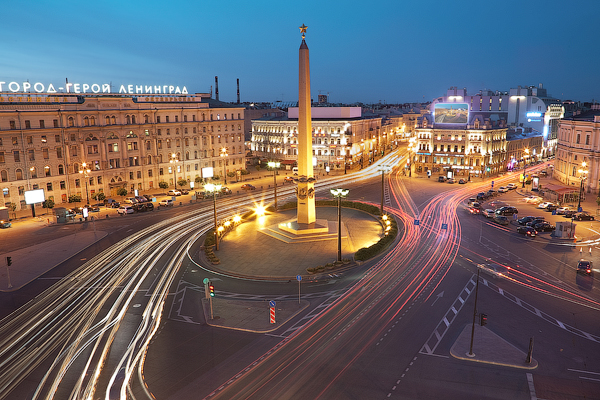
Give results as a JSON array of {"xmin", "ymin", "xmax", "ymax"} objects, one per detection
[{"xmin": 0, "ymin": 93, "xmax": 245, "ymax": 210}]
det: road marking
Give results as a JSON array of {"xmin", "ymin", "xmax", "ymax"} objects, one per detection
[{"xmin": 526, "ymin": 373, "xmax": 537, "ymax": 400}]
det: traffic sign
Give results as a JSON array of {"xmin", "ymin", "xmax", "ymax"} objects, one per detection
[
  {"xmin": 270, "ymin": 307, "xmax": 276, "ymax": 324},
  {"xmin": 296, "ymin": 275, "xmax": 302, "ymax": 281},
  {"xmin": 441, "ymin": 223, "xmax": 448, "ymax": 230},
  {"xmin": 269, "ymin": 300, "xmax": 276, "ymax": 307},
  {"xmin": 414, "ymin": 219, "xmax": 420, "ymax": 226},
  {"xmin": 491, "ymin": 181, "xmax": 494, "ymax": 188}
]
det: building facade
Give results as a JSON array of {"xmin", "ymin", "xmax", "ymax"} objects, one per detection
[
  {"xmin": 554, "ymin": 108, "xmax": 600, "ymax": 194},
  {"xmin": 0, "ymin": 93, "xmax": 245, "ymax": 210},
  {"xmin": 251, "ymin": 107, "xmax": 383, "ymax": 171}
]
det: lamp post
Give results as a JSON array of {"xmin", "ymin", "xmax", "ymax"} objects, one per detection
[
  {"xmin": 78, "ymin": 162, "xmax": 91, "ymax": 205},
  {"xmin": 407, "ymin": 137, "xmax": 417, "ymax": 177},
  {"xmin": 268, "ymin": 161, "xmax": 280, "ymax": 210},
  {"xmin": 170, "ymin": 154, "xmax": 179, "ymax": 189},
  {"xmin": 377, "ymin": 165, "xmax": 392, "ymax": 215},
  {"xmin": 220, "ymin": 147, "xmax": 229, "ymax": 184},
  {"xmin": 330, "ymin": 188, "xmax": 349, "ymax": 262},
  {"xmin": 522, "ymin": 148, "xmax": 529, "ymax": 188},
  {"xmin": 577, "ymin": 161, "xmax": 588, "ymax": 212},
  {"xmin": 205, "ymin": 183, "xmax": 222, "ymax": 250}
]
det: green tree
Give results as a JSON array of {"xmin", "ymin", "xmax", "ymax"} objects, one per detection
[
  {"xmin": 240, "ymin": 169, "xmax": 249, "ymax": 175},
  {"xmin": 116, "ymin": 188, "xmax": 128, "ymax": 200},
  {"xmin": 42, "ymin": 199, "xmax": 55, "ymax": 213},
  {"xmin": 195, "ymin": 176, "xmax": 202, "ymax": 184},
  {"xmin": 255, "ymin": 164, "xmax": 261, "ymax": 172},
  {"xmin": 68, "ymin": 194, "xmax": 82, "ymax": 204},
  {"xmin": 159, "ymin": 181, "xmax": 169, "ymax": 190},
  {"xmin": 96, "ymin": 192, "xmax": 106, "ymax": 203},
  {"xmin": 177, "ymin": 178, "xmax": 188, "ymax": 189},
  {"xmin": 8, "ymin": 203, "xmax": 17, "ymax": 219},
  {"xmin": 227, "ymin": 171, "xmax": 236, "ymax": 178}
]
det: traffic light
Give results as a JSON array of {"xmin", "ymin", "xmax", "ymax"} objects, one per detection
[
  {"xmin": 6, "ymin": 256, "xmax": 11, "ymax": 266},
  {"xmin": 209, "ymin": 284, "xmax": 215, "ymax": 297},
  {"xmin": 480, "ymin": 313, "xmax": 488, "ymax": 326}
]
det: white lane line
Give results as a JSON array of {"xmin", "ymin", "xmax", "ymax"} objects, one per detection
[{"xmin": 526, "ymin": 373, "xmax": 537, "ymax": 400}]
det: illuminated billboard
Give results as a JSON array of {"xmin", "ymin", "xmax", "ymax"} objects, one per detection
[
  {"xmin": 434, "ymin": 103, "xmax": 469, "ymax": 124},
  {"xmin": 24, "ymin": 189, "xmax": 44, "ymax": 204}
]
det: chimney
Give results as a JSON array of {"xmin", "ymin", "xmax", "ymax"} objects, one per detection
[
  {"xmin": 215, "ymin": 76, "xmax": 219, "ymax": 101},
  {"xmin": 237, "ymin": 78, "xmax": 240, "ymax": 104}
]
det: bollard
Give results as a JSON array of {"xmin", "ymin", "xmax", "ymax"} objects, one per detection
[{"xmin": 526, "ymin": 337, "xmax": 534, "ymax": 363}]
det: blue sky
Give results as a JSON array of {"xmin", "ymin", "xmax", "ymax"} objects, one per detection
[{"xmin": 2, "ymin": 0, "xmax": 599, "ymax": 104}]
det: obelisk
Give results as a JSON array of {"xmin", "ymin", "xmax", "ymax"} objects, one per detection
[{"xmin": 297, "ymin": 23, "xmax": 316, "ymax": 225}]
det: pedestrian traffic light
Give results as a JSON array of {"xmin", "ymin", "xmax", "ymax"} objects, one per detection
[
  {"xmin": 209, "ymin": 284, "xmax": 215, "ymax": 297},
  {"xmin": 6, "ymin": 257, "xmax": 11, "ymax": 266},
  {"xmin": 480, "ymin": 313, "xmax": 488, "ymax": 326}
]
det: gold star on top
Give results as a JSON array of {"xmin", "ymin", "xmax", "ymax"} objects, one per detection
[{"xmin": 299, "ymin": 24, "xmax": 307, "ymax": 39}]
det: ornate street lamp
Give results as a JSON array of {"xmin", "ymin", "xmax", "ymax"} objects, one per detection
[
  {"xmin": 220, "ymin": 147, "xmax": 229, "ymax": 184},
  {"xmin": 522, "ymin": 148, "xmax": 529, "ymax": 188},
  {"xmin": 577, "ymin": 161, "xmax": 588, "ymax": 212},
  {"xmin": 205, "ymin": 183, "xmax": 222, "ymax": 250},
  {"xmin": 377, "ymin": 165, "xmax": 392, "ymax": 215},
  {"xmin": 330, "ymin": 188, "xmax": 349, "ymax": 262},
  {"xmin": 170, "ymin": 154, "xmax": 179, "ymax": 189},
  {"xmin": 268, "ymin": 161, "xmax": 280, "ymax": 210},
  {"xmin": 78, "ymin": 162, "xmax": 91, "ymax": 205},
  {"xmin": 407, "ymin": 137, "xmax": 417, "ymax": 177}
]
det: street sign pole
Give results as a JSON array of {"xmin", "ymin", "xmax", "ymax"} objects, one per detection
[
  {"xmin": 297, "ymin": 275, "xmax": 302, "ymax": 304},
  {"xmin": 270, "ymin": 300, "xmax": 276, "ymax": 324}
]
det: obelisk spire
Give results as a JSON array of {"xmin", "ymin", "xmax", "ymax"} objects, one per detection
[{"xmin": 296, "ymin": 23, "xmax": 316, "ymax": 225}]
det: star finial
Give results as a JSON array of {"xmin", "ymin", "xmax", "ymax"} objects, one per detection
[{"xmin": 299, "ymin": 24, "xmax": 307, "ymax": 40}]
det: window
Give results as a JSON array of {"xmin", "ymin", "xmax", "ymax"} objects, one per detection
[
  {"xmin": 586, "ymin": 135, "xmax": 590, "ymax": 145},
  {"xmin": 25, "ymin": 120, "xmax": 31, "ymax": 129},
  {"xmin": 68, "ymin": 117, "xmax": 74, "ymax": 127},
  {"xmin": 0, "ymin": 170, "xmax": 7, "ymax": 182},
  {"xmin": 156, "ymin": 116, "xmax": 161, "ymax": 123},
  {"xmin": 39, "ymin": 120, "xmax": 45, "ymax": 128},
  {"xmin": 55, "ymin": 134, "xmax": 60, "ymax": 143},
  {"xmin": 146, "ymin": 141, "xmax": 151, "ymax": 150},
  {"xmin": 45, "ymin": 166, "xmax": 51, "ymax": 177},
  {"xmin": 184, "ymin": 115, "xmax": 187, "ymax": 122},
  {"xmin": 58, "ymin": 164, "xmax": 64, "ymax": 174},
  {"xmin": 70, "ymin": 133, "xmax": 76, "ymax": 141},
  {"xmin": 576, "ymin": 134, "xmax": 581, "ymax": 144},
  {"xmin": 16, "ymin": 169, "xmax": 23, "ymax": 180},
  {"xmin": 60, "ymin": 181, "xmax": 66, "ymax": 189},
  {"xmin": 109, "ymin": 143, "xmax": 118, "ymax": 152},
  {"xmin": 175, "ymin": 115, "xmax": 179, "ymax": 122},
  {"xmin": 43, "ymin": 148, "xmax": 49, "ymax": 159},
  {"xmin": 127, "ymin": 142, "xmax": 138, "ymax": 151},
  {"xmin": 41, "ymin": 135, "xmax": 47, "ymax": 143},
  {"xmin": 157, "ymin": 140, "xmax": 162, "ymax": 149},
  {"xmin": 71, "ymin": 145, "xmax": 78, "ymax": 156},
  {"xmin": 10, "ymin": 120, "xmax": 16, "ymax": 129},
  {"xmin": 30, "ymin": 167, "xmax": 37, "ymax": 178},
  {"xmin": 28, "ymin": 149, "xmax": 35, "ymax": 161},
  {"xmin": 193, "ymin": 115, "xmax": 196, "ymax": 122},
  {"xmin": 131, "ymin": 115, "xmax": 136, "ymax": 124},
  {"xmin": 75, "ymin": 179, "xmax": 80, "ymax": 188},
  {"xmin": 12, "ymin": 137, "xmax": 18, "ymax": 145},
  {"xmin": 97, "ymin": 176, "xmax": 102, "ymax": 184},
  {"xmin": 27, "ymin": 136, "xmax": 33, "ymax": 144},
  {"xmin": 0, "ymin": 152, "xmax": 4, "ymax": 163},
  {"xmin": 90, "ymin": 116, "xmax": 95, "ymax": 125},
  {"xmin": 84, "ymin": 116, "xmax": 90, "ymax": 126},
  {"xmin": 87, "ymin": 145, "xmax": 99, "ymax": 154},
  {"xmin": 166, "ymin": 116, "xmax": 170, "ymax": 123},
  {"xmin": 109, "ymin": 158, "xmax": 120, "ymax": 168}
]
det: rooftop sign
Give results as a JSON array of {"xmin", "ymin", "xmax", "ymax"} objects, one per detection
[{"xmin": 0, "ymin": 81, "xmax": 188, "ymax": 95}]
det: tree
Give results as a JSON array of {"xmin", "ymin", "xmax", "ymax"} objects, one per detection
[
  {"xmin": 195, "ymin": 176, "xmax": 202, "ymax": 184},
  {"xmin": 42, "ymin": 199, "xmax": 55, "ymax": 213},
  {"xmin": 8, "ymin": 203, "xmax": 16, "ymax": 219},
  {"xmin": 177, "ymin": 178, "xmax": 188, "ymax": 189},
  {"xmin": 96, "ymin": 192, "xmax": 106, "ymax": 203},
  {"xmin": 68, "ymin": 194, "xmax": 82, "ymax": 204},
  {"xmin": 227, "ymin": 171, "xmax": 236, "ymax": 178},
  {"xmin": 240, "ymin": 169, "xmax": 249, "ymax": 176},
  {"xmin": 159, "ymin": 181, "xmax": 169, "ymax": 190},
  {"xmin": 255, "ymin": 164, "xmax": 261, "ymax": 172},
  {"xmin": 116, "ymin": 188, "xmax": 128, "ymax": 200}
]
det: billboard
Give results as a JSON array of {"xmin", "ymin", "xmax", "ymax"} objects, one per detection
[
  {"xmin": 434, "ymin": 103, "xmax": 469, "ymax": 124},
  {"xmin": 24, "ymin": 189, "xmax": 44, "ymax": 204}
]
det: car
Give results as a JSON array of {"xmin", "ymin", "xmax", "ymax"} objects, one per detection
[
  {"xmin": 241, "ymin": 184, "xmax": 256, "ymax": 190},
  {"xmin": 556, "ymin": 206, "xmax": 574, "ymax": 215},
  {"xmin": 537, "ymin": 201, "xmax": 553, "ymax": 209},
  {"xmin": 489, "ymin": 200, "xmax": 507, "ymax": 209},
  {"xmin": 467, "ymin": 206, "xmax": 481, "ymax": 214},
  {"xmin": 221, "ymin": 187, "xmax": 233, "ymax": 195},
  {"xmin": 467, "ymin": 198, "xmax": 478, "ymax": 206},
  {"xmin": 447, "ymin": 178, "xmax": 456, "ymax": 184},
  {"xmin": 109, "ymin": 201, "xmax": 121, "ymax": 208},
  {"xmin": 469, "ymin": 202, "xmax": 481, "ymax": 209},
  {"xmin": 458, "ymin": 179, "xmax": 467, "ymax": 184},
  {"xmin": 545, "ymin": 203, "xmax": 559, "ymax": 212},
  {"xmin": 495, "ymin": 206, "xmax": 518, "ymax": 216},
  {"xmin": 478, "ymin": 263, "xmax": 510, "ymax": 279},
  {"xmin": 563, "ymin": 209, "xmax": 577, "ymax": 218},
  {"xmin": 533, "ymin": 221, "xmax": 554, "ymax": 232},
  {"xmin": 516, "ymin": 226, "xmax": 537, "ymax": 237},
  {"xmin": 134, "ymin": 196, "xmax": 147, "ymax": 203},
  {"xmin": 117, "ymin": 206, "xmax": 134, "ymax": 215},
  {"xmin": 87, "ymin": 205, "xmax": 100, "ymax": 213},
  {"xmin": 159, "ymin": 199, "xmax": 174, "ymax": 207},
  {"xmin": 167, "ymin": 190, "xmax": 182, "ymax": 196},
  {"xmin": 540, "ymin": 170, "xmax": 548, "ymax": 176},
  {"xmin": 573, "ymin": 212, "xmax": 595, "ymax": 221},
  {"xmin": 180, "ymin": 189, "xmax": 190, "ymax": 195},
  {"xmin": 143, "ymin": 194, "xmax": 153, "ymax": 202},
  {"xmin": 123, "ymin": 197, "xmax": 137, "ymax": 204},
  {"xmin": 438, "ymin": 176, "xmax": 447, "ymax": 182},
  {"xmin": 0, "ymin": 221, "xmax": 11, "ymax": 229},
  {"xmin": 482, "ymin": 209, "xmax": 495, "ymax": 218},
  {"xmin": 493, "ymin": 215, "xmax": 509, "ymax": 225},
  {"xmin": 523, "ymin": 196, "xmax": 543, "ymax": 204},
  {"xmin": 487, "ymin": 189, "xmax": 497, "ymax": 197},
  {"xmin": 284, "ymin": 176, "xmax": 295, "ymax": 183},
  {"xmin": 498, "ymin": 186, "xmax": 509, "ymax": 193},
  {"xmin": 132, "ymin": 203, "xmax": 147, "ymax": 212},
  {"xmin": 518, "ymin": 216, "xmax": 544, "ymax": 225},
  {"xmin": 144, "ymin": 202, "xmax": 154, "ymax": 211},
  {"xmin": 576, "ymin": 259, "xmax": 593, "ymax": 276},
  {"xmin": 476, "ymin": 192, "xmax": 487, "ymax": 201},
  {"xmin": 507, "ymin": 183, "xmax": 518, "ymax": 190}
]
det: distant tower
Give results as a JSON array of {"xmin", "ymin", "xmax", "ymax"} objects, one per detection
[
  {"xmin": 215, "ymin": 76, "xmax": 219, "ymax": 101},
  {"xmin": 237, "ymin": 78, "xmax": 240, "ymax": 104},
  {"xmin": 297, "ymin": 24, "xmax": 316, "ymax": 225}
]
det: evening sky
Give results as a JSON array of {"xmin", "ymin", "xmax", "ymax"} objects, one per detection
[{"xmin": 1, "ymin": 0, "xmax": 598, "ymax": 104}]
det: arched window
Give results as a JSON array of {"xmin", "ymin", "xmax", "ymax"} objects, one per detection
[
  {"xmin": 126, "ymin": 115, "xmax": 131, "ymax": 124},
  {"xmin": 16, "ymin": 169, "xmax": 23, "ymax": 180},
  {"xmin": 194, "ymin": 150, "xmax": 198, "ymax": 159},
  {"xmin": 106, "ymin": 116, "xmax": 110, "ymax": 125},
  {"xmin": 184, "ymin": 138, "xmax": 189, "ymax": 146},
  {"xmin": 131, "ymin": 115, "xmax": 136, "ymax": 124},
  {"xmin": 0, "ymin": 170, "xmax": 8, "ymax": 182},
  {"xmin": 68, "ymin": 117, "xmax": 74, "ymax": 127},
  {"xmin": 84, "ymin": 117, "xmax": 89, "ymax": 126},
  {"xmin": 111, "ymin": 116, "xmax": 116, "ymax": 125},
  {"xmin": 186, "ymin": 151, "xmax": 190, "ymax": 160},
  {"xmin": 58, "ymin": 164, "xmax": 65, "ymax": 174},
  {"xmin": 90, "ymin": 116, "xmax": 95, "ymax": 125},
  {"xmin": 147, "ymin": 155, "xmax": 152, "ymax": 165}
]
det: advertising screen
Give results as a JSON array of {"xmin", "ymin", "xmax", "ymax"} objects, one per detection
[
  {"xmin": 24, "ymin": 189, "xmax": 45, "ymax": 204},
  {"xmin": 434, "ymin": 103, "xmax": 469, "ymax": 124},
  {"xmin": 202, "ymin": 167, "xmax": 214, "ymax": 178}
]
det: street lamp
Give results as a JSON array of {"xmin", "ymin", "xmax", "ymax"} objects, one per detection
[
  {"xmin": 78, "ymin": 162, "xmax": 91, "ymax": 205},
  {"xmin": 205, "ymin": 183, "xmax": 222, "ymax": 250},
  {"xmin": 577, "ymin": 161, "xmax": 588, "ymax": 212},
  {"xmin": 522, "ymin": 148, "xmax": 529, "ymax": 188},
  {"xmin": 377, "ymin": 165, "xmax": 392, "ymax": 215},
  {"xmin": 407, "ymin": 137, "xmax": 417, "ymax": 177},
  {"xmin": 170, "ymin": 154, "xmax": 179, "ymax": 189},
  {"xmin": 330, "ymin": 188, "xmax": 349, "ymax": 262},
  {"xmin": 267, "ymin": 161, "xmax": 280, "ymax": 210},
  {"xmin": 220, "ymin": 147, "xmax": 229, "ymax": 184}
]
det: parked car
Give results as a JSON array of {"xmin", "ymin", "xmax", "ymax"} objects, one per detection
[
  {"xmin": 537, "ymin": 201, "xmax": 554, "ymax": 209},
  {"xmin": 573, "ymin": 212, "xmax": 595, "ymax": 221},
  {"xmin": 241, "ymin": 183, "xmax": 256, "ymax": 190},
  {"xmin": 563, "ymin": 209, "xmax": 577, "ymax": 218},
  {"xmin": 0, "ymin": 221, "xmax": 11, "ymax": 229},
  {"xmin": 221, "ymin": 187, "xmax": 233, "ymax": 195},
  {"xmin": 134, "ymin": 196, "xmax": 147, "ymax": 203},
  {"xmin": 438, "ymin": 176, "xmax": 447, "ymax": 182},
  {"xmin": 577, "ymin": 259, "xmax": 593, "ymax": 276},
  {"xmin": 545, "ymin": 203, "xmax": 559, "ymax": 212},
  {"xmin": 167, "ymin": 190, "xmax": 182, "ymax": 196},
  {"xmin": 482, "ymin": 209, "xmax": 495, "ymax": 218},
  {"xmin": 518, "ymin": 216, "xmax": 544, "ymax": 225},
  {"xmin": 523, "ymin": 196, "xmax": 543, "ymax": 204},
  {"xmin": 493, "ymin": 215, "xmax": 509, "ymax": 225},
  {"xmin": 144, "ymin": 202, "xmax": 154, "ymax": 211},
  {"xmin": 476, "ymin": 192, "xmax": 487, "ymax": 201},
  {"xmin": 495, "ymin": 206, "xmax": 518, "ymax": 216},
  {"xmin": 159, "ymin": 199, "xmax": 174, "ymax": 207},
  {"xmin": 486, "ymin": 189, "xmax": 497, "ymax": 197},
  {"xmin": 478, "ymin": 263, "xmax": 510, "ymax": 279},
  {"xmin": 117, "ymin": 206, "xmax": 134, "ymax": 215},
  {"xmin": 284, "ymin": 176, "xmax": 295, "ymax": 183},
  {"xmin": 507, "ymin": 183, "xmax": 518, "ymax": 190},
  {"xmin": 458, "ymin": 179, "xmax": 467, "ymax": 184},
  {"xmin": 516, "ymin": 226, "xmax": 537, "ymax": 237},
  {"xmin": 447, "ymin": 178, "xmax": 456, "ymax": 184},
  {"xmin": 533, "ymin": 221, "xmax": 554, "ymax": 232},
  {"xmin": 556, "ymin": 206, "xmax": 574, "ymax": 215},
  {"xmin": 123, "ymin": 197, "xmax": 137, "ymax": 204},
  {"xmin": 87, "ymin": 205, "xmax": 100, "ymax": 213},
  {"xmin": 180, "ymin": 189, "xmax": 190, "ymax": 195},
  {"xmin": 498, "ymin": 186, "xmax": 509, "ymax": 193}
]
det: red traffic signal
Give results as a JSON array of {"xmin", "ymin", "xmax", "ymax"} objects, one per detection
[
  {"xmin": 209, "ymin": 284, "xmax": 215, "ymax": 297},
  {"xmin": 480, "ymin": 313, "xmax": 488, "ymax": 326}
]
